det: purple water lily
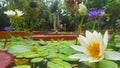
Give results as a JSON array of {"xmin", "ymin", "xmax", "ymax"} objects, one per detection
[
  {"xmin": 4, "ymin": 26, "xmax": 15, "ymax": 31},
  {"xmin": 87, "ymin": 9, "xmax": 103, "ymax": 17}
]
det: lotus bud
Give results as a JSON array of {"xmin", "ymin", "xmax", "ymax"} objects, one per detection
[{"xmin": 78, "ymin": 2, "xmax": 87, "ymax": 16}]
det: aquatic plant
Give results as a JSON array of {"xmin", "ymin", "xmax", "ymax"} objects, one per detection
[
  {"xmin": 87, "ymin": 8, "xmax": 103, "ymax": 18},
  {"xmin": 69, "ymin": 30, "xmax": 120, "ymax": 67}
]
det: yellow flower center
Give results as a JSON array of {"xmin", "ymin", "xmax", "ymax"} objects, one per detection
[{"xmin": 86, "ymin": 42, "xmax": 100, "ymax": 60}]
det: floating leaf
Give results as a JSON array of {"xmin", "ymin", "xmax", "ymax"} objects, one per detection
[
  {"xmin": 12, "ymin": 65, "xmax": 31, "ymax": 68},
  {"xmin": 24, "ymin": 53, "xmax": 40, "ymax": 58},
  {"xmin": 97, "ymin": 60, "xmax": 118, "ymax": 68},
  {"xmin": 38, "ymin": 40, "xmax": 47, "ymax": 46},
  {"xmin": 31, "ymin": 58, "xmax": 44, "ymax": 63},
  {"xmin": 8, "ymin": 45, "xmax": 31, "ymax": 55},
  {"xmin": 53, "ymin": 60, "xmax": 72, "ymax": 68},
  {"xmin": 15, "ymin": 55, "xmax": 24, "ymax": 58},
  {"xmin": 48, "ymin": 60, "xmax": 72, "ymax": 68},
  {"xmin": 38, "ymin": 50, "xmax": 49, "ymax": 57},
  {"xmin": 59, "ymin": 47, "xmax": 77, "ymax": 55},
  {"xmin": 47, "ymin": 48, "xmax": 58, "ymax": 53},
  {"xmin": 58, "ymin": 54, "xmax": 77, "ymax": 61},
  {"xmin": 47, "ymin": 52, "xmax": 58, "ymax": 58},
  {"xmin": 83, "ymin": 61, "xmax": 96, "ymax": 68},
  {"xmin": 83, "ymin": 60, "xmax": 118, "ymax": 68},
  {"xmin": 47, "ymin": 61, "xmax": 64, "ymax": 68}
]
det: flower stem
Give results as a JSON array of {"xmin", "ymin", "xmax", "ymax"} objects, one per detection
[
  {"xmin": 92, "ymin": 21, "xmax": 96, "ymax": 32},
  {"xmin": 9, "ymin": 19, "xmax": 14, "ymax": 35},
  {"xmin": 4, "ymin": 18, "xmax": 15, "ymax": 48},
  {"xmin": 76, "ymin": 16, "xmax": 85, "ymax": 44}
]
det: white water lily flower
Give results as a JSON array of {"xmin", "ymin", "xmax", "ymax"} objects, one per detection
[
  {"xmin": 69, "ymin": 30, "xmax": 120, "ymax": 62},
  {"xmin": 4, "ymin": 10, "xmax": 16, "ymax": 16},
  {"xmin": 15, "ymin": 9, "xmax": 24, "ymax": 16}
]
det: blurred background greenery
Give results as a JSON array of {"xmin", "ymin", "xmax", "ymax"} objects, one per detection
[{"xmin": 0, "ymin": 0, "xmax": 120, "ymax": 32}]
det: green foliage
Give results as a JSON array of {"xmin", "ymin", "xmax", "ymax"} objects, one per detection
[
  {"xmin": 105, "ymin": 0, "xmax": 120, "ymax": 18},
  {"xmin": 107, "ymin": 34, "xmax": 120, "ymax": 51},
  {"xmin": 8, "ymin": 45, "xmax": 31, "ymax": 55},
  {"xmin": 5, "ymin": 38, "xmax": 78, "ymax": 67},
  {"xmin": 114, "ymin": 35, "xmax": 120, "ymax": 48},
  {"xmin": 57, "ymin": 54, "xmax": 77, "ymax": 61},
  {"xmin": 83, "ymin": 60, "xmax": 118, "ymax": 68},
  {"xmin": 97, "ymin": 60, "xmax": 118, "ymax": 68},
  {"xmin": 31, "ymin": 58, "xmax": 44, "ymax": 63},
  {"xmin": 47, "ymin": 60, "xmax": 72, "ymax": 68},
  {"xmin": 1, "ymin": 0, "xmax": 119, "ymax": 31},
  {"xmin": 1, "ymin": 34, "xmax": 120, "ymax": 67},
  {"xmin": 12, "ymin": 65, "xmax": 31, "ymax": 68},
  {"xmin": 5, "ymin": 0, "xmax": 51, "ymax": 31}
]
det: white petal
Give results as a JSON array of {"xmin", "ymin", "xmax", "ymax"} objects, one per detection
[
  {"xmin": 86, "ymin": 31, "xmax": 99, "ymax": 45},
  {"xmin": 86, "ymin": 30, "xmax": 92, "ymax": 39},
  {"xmin": 103, "ymin": 31, "xmax": 108, "ymax": 48},
  {"xmin": 99, "ymin": 33, "xmax": 105, "ymax": 56},
  {"xmin": 98, "ymin": 32, "xmax": 103, "ymax": 40},
  {"xmin": 93, "ymin": 30, "xmax": 98, "ymax": 35},
  {"xmin": 71, "ymin": 45, "xmax": 85, "ymax": 52},
  {"xmin": 105, "ymin": 51, "xmax": 120, "ymax": 60},
  {"xmin": 92, "ymin": 31, "xmax": 101, "ymax": 42},
  {"xmin": 99, "ymin": 40, "xmax": 105, "ymax": 56},
  {"xmin": 78, "ymin": 35, "xmax": 88, "ymax": 47},
  {"xmin": 69, "ymin": 54, "xmax": 88, "ymax": 61}
]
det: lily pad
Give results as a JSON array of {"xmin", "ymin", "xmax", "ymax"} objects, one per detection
[
  {"xmin": 12, "ymin": 65, "xmax": 31, "ymax": 68},
  {"xmin": 47, "ymin": 60, "xmax": 72, "ymax": 68},
  {"xmin": 15, "ymin": 55, "xmax": 24, "ymax": 58},
  {"xmin": 47, "ymin": 61, "xmax": 64, "ymax": 68},
  {"xmin": 31, "ymin": 58, "xmax": 44, "ymax": 63},
  {"xmin": 47, "ymin": 52, "xmax": 58, "ymax": 58},
  {"xmin": 24, "ymin": 53, "xmax": 40, "ymax": 58},
  {"xmin": 15, "ymin": 52, "xmax": 38, "ymax": 58},
  {"xmin": 59, "ymin": 47, "xmax": 77, "ymax": 55},
  {"xmin": 58, "ymin": 54, "xmax": 77, "ymax": 61},
  {"xmin": 8, "ymin": 45, "xmax": 31, "ymax": 55},
  {"xmin": 38, "ymin": 50, "xmax": 49, "ymax": 57},
  {"xmin": 83, "ymin": 60, "xmax": 118, "ymax": 68},
  {"xmin": 97, "ymin": 60, "xmax": 118, "ymax": 68}
]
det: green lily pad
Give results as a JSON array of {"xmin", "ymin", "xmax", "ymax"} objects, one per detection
[
  {"xmin": 58, "ymin": 54, "xmax": 77, "ymax": 61},
  {"xmin": 47, "ymin": 52, "xmax": 58, "ymax": 58},
  {"xmin": 8, "ymin": 45, "xmax": 31, "ymax": 54},
  {"xmin": 12, "ymin": 65, "xmax": 31, "ymax": 68},
  {"xmin": 47, "ymin": 60, "xmax": 72, "ymax": 68},
  {"xmin": 31, "ymin": 58, "xmax": 44, "ymax": 63},
  {"xmin": 83, "ymin": 60, "xmax": 118, "ymax": 68},
  {"xmin": 38, "ymin": 51, "xmax": 49, "ymax": 57},
  {"xmin": 47, "ymin": 61, "xmax": 64, "ymax": 68},
  {"xmin": 83, "ymin": 61, "xmax": 96, "ymax": 68},
  {"xmin": 97, "ymin": 60, "xmax": 118, "ymax": 68},
  {"xmin": 59, "ymin": 47, "xmax": 77, "ymax": 55},
  {"xmin": 24, "ymin": 53, "xmax": 40, "ymax": 58},
  {"xmin": 15, "ymin": 52, "xmax": 36, "ymax": 58},
  {"xmin": 15, "ymin": 55, "xmax": 24, "ymax": 58}
]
